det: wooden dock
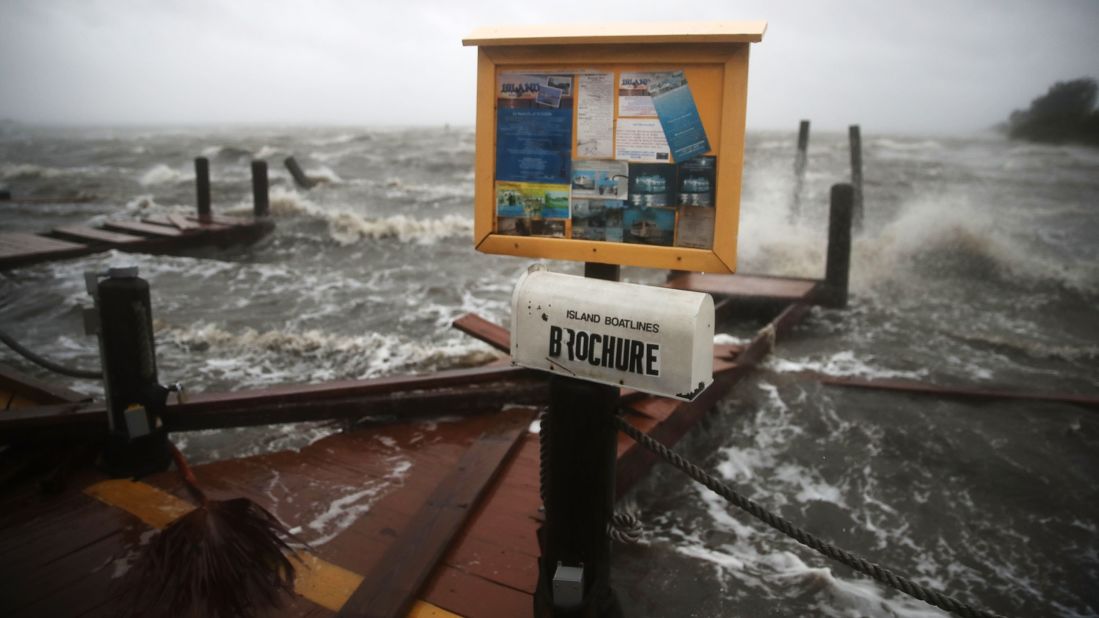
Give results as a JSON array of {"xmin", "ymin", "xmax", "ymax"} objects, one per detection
[
  {"xmin": 0, "ymin": 189, "xmax": 847, "ymax": 615},
  {"xmin": 0, "ymin": 264, "xmax": 815, "ymax": 618},
  {"xmin": 1, "ymin": 156, "xmax": 276, "ymax": 271},
  {"xmin": 0, "ymin": 214, "xmax": 274, "ymax": 270}
]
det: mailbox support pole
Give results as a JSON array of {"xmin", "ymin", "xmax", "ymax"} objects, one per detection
[{"xmin": 534, "ymin": 263, "xmax": 623, "ymax": 618}]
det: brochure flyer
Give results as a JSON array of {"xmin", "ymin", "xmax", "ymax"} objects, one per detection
[
  {"xmin": 495, "ymin": 73, "xmax": 574, "ymax": 184},
  {"xmin": 571, "ymin": 198, "xmax": 628, "ymax": 241},
  {"xmin": 604, "ymin": 204, "xmax": 626, "ymax": 242},
  {"xmin": 677, "ymin": 156, "xmax": 716, "ymax": 207},
  {"xmin": 615, "ymin": 118, "xmax": 671, "ymax": 162},
  {"xmin": 576, "ymin": 72, "xmax": 615, "ymax": 159},
  {"xmin": 675, "ymin": 206, "xmax": 715, "ymax": 248},
  {"xmin": 497, "ymin": 217, "xmax": 566, "ymax": 238},
  {"xmin": 627, "ymin": 163, "xmax": 676, "ymax": 208},
  {"xmin": 496, "ymin": 181, "xmax": 571, "ymax": 221},
  {"xmin": 571, "ymin": 160, "xmax": 629, "ymax": 199},
  {"xmin": 623, "ymin": 206, "xmax": 675, "ymax": 246},
  {"xmin": 618, "ymin": 72, "xmax": 658, "ymax": 117},
  {"xmin": 649, "ymin": 71, "xmax": 710, "ymax": 163}
]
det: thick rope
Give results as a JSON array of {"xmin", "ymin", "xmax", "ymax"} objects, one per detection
[
  {"xmin": 615, "ymin": 415, "xmax": 1006, "ymax": 618},
  {"xmin": 0, "ymin": 328, "xmax": 101, "ymax": 380},
  {"xmin": 607, "ymin": 510, "xmax": 643, "ymax": 545}
]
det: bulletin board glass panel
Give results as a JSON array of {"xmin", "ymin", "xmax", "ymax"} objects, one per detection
[{"xmin": 472, "ymin": 43, "xmax": 752, "ymax": 273}]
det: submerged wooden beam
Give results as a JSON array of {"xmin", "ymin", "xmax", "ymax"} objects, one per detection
[
  {"xmin": 165, "ymin": 378, "xmax": 548, "ymax": 431},
  {"xmin": 0, "ymin": 365, "xmax": 546, "ymax": 435},
  {"xmin": 819, "ymin": 375, "xmax": 1099, "ymax": 410}
]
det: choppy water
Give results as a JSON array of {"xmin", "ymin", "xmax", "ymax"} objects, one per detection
[{"xmin": 1, "ymin": 123, "xmax": 1097, "ymax": 617}]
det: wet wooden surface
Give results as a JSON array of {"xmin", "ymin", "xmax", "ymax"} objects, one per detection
[
  {"xmin": 0, "ymin": 300, "xmax": 808, "ymax": 617},
  {"xmin": 52, "ymin": 225, "xmax": 146, "ymax": 246},
  {"xmin": 665, "ymin": 272, "xmax": 820, "ymax": 303},
  {"xmin": 0, "ymin": 216, "xmax": 273, "ymax": 270},
  {"xmin": 0, "ymin": 233, "xmax": 92, "ymax": 266}
]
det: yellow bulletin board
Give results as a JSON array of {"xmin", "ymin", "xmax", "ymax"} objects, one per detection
[{"xmin": 463, "ymin": 22, "xmax": 766, "ymax": 273}]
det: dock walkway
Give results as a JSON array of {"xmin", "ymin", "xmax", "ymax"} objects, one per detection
[
  {"xmin": 0, "ymin": 214, "xmax": 273, "ymax": 270},
  {"xmin": 0, "ymin": 275, "xmax": 816, "ymax": 617}
]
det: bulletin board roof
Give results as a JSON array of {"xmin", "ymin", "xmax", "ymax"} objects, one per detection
[{"xmin": 462, "ymin": 21, "xmax": 767, "ymax": 47}]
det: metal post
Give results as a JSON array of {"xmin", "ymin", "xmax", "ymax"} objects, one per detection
[
  {"xmin": 791, "ymin": 120, "xmax": 810, "ymax": 219},
  {"xmin": 824, "ymin": 183, "xmax": 854, "ymax": 308},
  {"xmin": 849, "ymin": 125, "xmax": 864, "ymax": 231},
  {"xmin": 251, "ymin": 160, "xmax": 269, "ymax": 218},
  {"xmin": 534, "ymin": 262, "xmax": 622, "ymax": 618},
  {"xmin": 195, "ymin": 157, "xmax": 211, "ymax": 221}
]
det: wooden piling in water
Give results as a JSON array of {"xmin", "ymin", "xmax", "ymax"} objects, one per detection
[
  {"xmin": 823, "ymin": 183, "xmax": 854, "ymax": 308},
  {"xmin": 251, "ymin": 160, "xmax": 269, "ymax": 218},
  {"xmin": 791, "ymin": 120, "xmax": 810, "ymax": 218},
  {"xmin": 194, "ymin": 157, "xmax": 211, "ymax": 221},
  {"xmin": 849, "ymin": 125, "xmax": 864, "ymax": 231},
  {"xmin": 284, "ymin": 156, "xmax": 316, "ymax": 189}
]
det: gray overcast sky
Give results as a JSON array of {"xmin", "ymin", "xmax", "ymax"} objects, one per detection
[{"xmin": 1, "ymin": 0, "xmax": 1096, "ymax": 134}]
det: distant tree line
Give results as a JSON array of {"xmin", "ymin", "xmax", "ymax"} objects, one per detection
[{"xmin": 1005, "ymin": 78, "xmax": 1099, "ymax": 146}]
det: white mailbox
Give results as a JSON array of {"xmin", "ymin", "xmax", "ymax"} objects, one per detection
[{"xmin": 511, "ymin": 265, "xmax": 714, "ymax": 401}]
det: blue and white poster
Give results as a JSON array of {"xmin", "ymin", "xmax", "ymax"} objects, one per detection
[
  {"xmin": 649, "ymin": 71, "xmax": 710, "ymax": 163},
  {"xmin": 495, "ymin": 73, "xmax": 574, "ymax": 184}
]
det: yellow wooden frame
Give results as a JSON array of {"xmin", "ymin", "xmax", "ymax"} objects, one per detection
[{"xmin": 465, "ymin": 24, "xmax": 765, "ymax": 273}]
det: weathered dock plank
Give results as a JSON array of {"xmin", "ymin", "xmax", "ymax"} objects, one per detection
[
  {"xmin": 452, "ymin": 313, "xmax": 510, "ymax": 352},
  {"xmin": 337, "ymin": 409, "xmax": 531, "ymax": 618},
  {"xmin": 0, "ymin": 233, "xmax": 93, "ymax": 267},
  {"xmin": 52, "ymin": 225, "xmax": 146, "ymax": 246},
  {"xmin": 665, "ymin": 272, "xmax": 819, "ymax": 303},
  {"xmin": 101, "ymin": 220, "xmax": 186, "ymax": 238}
]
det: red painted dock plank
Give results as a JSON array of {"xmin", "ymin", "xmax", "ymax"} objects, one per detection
[
  {"xmin": 187, "ymin": 213, "xmax": 255, "ymax": 226},
  {"xmin": 337, "ymin": 410, "xmax": 530, "ymax": 618},
  {"xmin": 453, "ymin": 314, "xmax": 510, "ymax": 352},
  {"xmin": 52, "ymin": 225, "xmax": 145, "ymax": 245},
  {"xmin": 666, "ymin": 272, "xmax": 819, "ymax": 303},
  {"xmin": 0, "ymin": 233, "xmax": 91, "ymax": 266},
  {"xmin": 144, "ymin": 214, "xmax": 230, "ymax": 231}
]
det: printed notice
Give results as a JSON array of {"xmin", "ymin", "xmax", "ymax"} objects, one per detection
[
  {"xmin": 576, "ymin": 72, "xmax": 615, "ymax": 159},
  {"xmin": 615, "ymin": 118, "xmax": 671, "ymax": 162},
  {"xmin": 649, "ymin": 71, "xmax": 710, "ymax": 162},
  {"xmin": 675, "ymin": 206, "xmax": 715, "ymax": 248},
  {"xmin": 495, "ymin": 73, "xmax": 574, "ymax": 184},
  {"xmin": 571, "ymin": 160, "xmax": 629, "ymax": 199},
  {"xmin": 619, "ymin": 72, "xmax": 657, "ymax": 116}
]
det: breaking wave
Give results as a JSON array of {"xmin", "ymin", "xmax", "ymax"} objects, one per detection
[
  {"xmin": 768, "ymin": 350, "xmax": 929, "ymax": 380},
  {"xmin": 0, "ymin": 162, "xmax": 113, "ymax": 180},
  {"xmin": 855, "ymin": 193, "xmax": 1099, "ymax": 295},
  {"xmin": 162, "ymin": 322, "xmax": 498, "ymax": 387},
  {"xmin": 327, "ymin": 213, "xmax": 472, "ymax": 245},
  {"xmin": 229, "ymin": 186, "xmax": 472, "ymax": 245},
  {"xmin": 138, "ymin": 163, "xmax": 193, "ymax": 186}
]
